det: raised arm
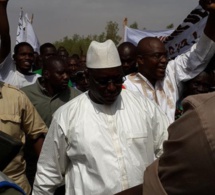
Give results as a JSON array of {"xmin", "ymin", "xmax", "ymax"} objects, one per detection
[
  {"xmin": 201, "ymin": 0, "xmax": 215, "ymax": 41},
  {"xmin": 0, "ymin": 0, "xmax": 11, "ymax": 63},
  {"xmin": 172, "ymin": 1, "xmax": 215, "ymax": 85}
]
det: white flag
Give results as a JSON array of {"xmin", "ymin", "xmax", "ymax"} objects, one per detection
[
  {"xmin": 124, "ymin": 27, "xmax": 173, "ymax": 46},
  {"xmin": 16, "ymin": 9, "xmax": 40, "ymax": 53},
  {"xmin": 124, "ymin": 5, "xmax": 208, "ymax": 59},
  {"xmin": 164, "ymin": 5, "xmax": 208, "ymax": 59}
]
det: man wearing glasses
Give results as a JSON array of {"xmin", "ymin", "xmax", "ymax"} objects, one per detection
[
  {"xmin": 124, "ymin": 0, "xmax": 215, "ymax": 124},
  {"xmin": 32, "ymin": 40, "xmax": 169, "ymax": 195}
]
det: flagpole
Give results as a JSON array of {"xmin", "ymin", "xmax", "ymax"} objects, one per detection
[
  {"xmin": 30, "ymin": 14, "xmax": 34, "ymax": 24},
  {"xmin": 123, "ymin": 17, "xmax": 128, "ymax": 42}
]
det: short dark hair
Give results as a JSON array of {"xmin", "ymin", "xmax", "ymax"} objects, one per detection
[
  {"xmin": 14, "ymin": 42, "xmax": 33, "ymax": 55},
  {"xmin": 40, "ymin": 43, "xmax": 56, "ymax": 55},
  {"xmin": 118, "ymin": 41, "xmax": 136, "ymax": 50},
  {"xmin": 42, "ymin": 56, "xmax": 65, "ymax": 73},
  {"xmin": 118, "ymin": 42, "xmax": 137, "ymax": 57}
]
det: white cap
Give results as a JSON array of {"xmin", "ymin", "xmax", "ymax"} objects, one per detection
[{"xmin": 86, "ymin": 39, "xmax": 121, "ymax": 69}]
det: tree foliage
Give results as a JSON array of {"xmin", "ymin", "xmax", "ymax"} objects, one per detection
[
  {"xmin": 166, "ymin": 23, "xmax": 174, "ymax": 29},
  {"xmin": 129, "ymin": 22, "xmax": 138, "ymax": 29},
  {"xmin": 53, "ymin": 20, "xmax": 122, "ymax": 55},
  {"xmin": 53, "ymin": 20, "xmax": 174, "ymax": 55},
  {"xmin": 54, "ymin": 34, "xmax": 92, "ymax": 56},
  {"xmin": 105, "ymin": 21, "xmax": 121, "ymax": 45}
]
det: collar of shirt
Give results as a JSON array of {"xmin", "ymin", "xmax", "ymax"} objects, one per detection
[
  {"xmin": 128, "ymin": 73, "xmax": 155, "ymax": 90},
  {"xmin": 129, "ymin": 73, "xmax": 166, "ymax": 92},
  {"xmin": 86, "ymin": 91, "xmax": 125, "ymax": 114},
  {"xmin": 37, "ymin": 77, "xmax": 62, "ymax": 99},
  {"xmin": 37, "ymin": 78, "xmax": 49, "ymax": 94}
]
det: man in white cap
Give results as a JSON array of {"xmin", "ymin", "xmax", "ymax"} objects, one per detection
[{"xmin": 32, "ymin": 40, "xmax": 169, "ymax": 195}]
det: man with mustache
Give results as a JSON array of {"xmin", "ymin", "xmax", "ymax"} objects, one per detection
[
  {"xmin": 124, "ymin": 0, "xmax": 215, "ymax": 124},
  {"xmin": 21, "ymin": 56, "xmax": 81, "ymax": 128},
  {"xmin": 32, "ymin": 39, "xmax": 169, "ymax": 195}
]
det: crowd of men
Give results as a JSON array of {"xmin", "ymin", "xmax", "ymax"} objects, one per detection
[{"xmin": 1, "ymin": 0, "xmax": 215, "ymax": 195}]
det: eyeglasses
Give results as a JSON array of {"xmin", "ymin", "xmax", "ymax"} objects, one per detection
[
  {"xmin": 92, "ymin": 76, "xmax": 126, "ymax": 87},
  {"xmin": 142, "ymin": 52, "xmax": 168, "ymax": 60}
]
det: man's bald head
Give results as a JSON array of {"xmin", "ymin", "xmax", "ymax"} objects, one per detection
[
  {"xmin": 137, "ymin": 37, "xmax": 163, "ymax": 55},
  {"xmin": 136, "ymin": 37, "xmax": 168, "ymax": 86}
]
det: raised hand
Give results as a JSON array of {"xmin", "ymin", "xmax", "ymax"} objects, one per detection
[{"xmin": 199, "ymin": 0, "xmax": 215, "ymax": 12}]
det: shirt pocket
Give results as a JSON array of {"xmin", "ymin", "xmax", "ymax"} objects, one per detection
[
  {"xmin": 126, "ymin": 131, "xmax": 148, "ymax": 167},
  {"xmin": 126, "ymin": 131, "xmax": 148, "ymax": 148},
  {"xmin": 0, "ymin": 114, "xmax": 22, "ymax": 140}
]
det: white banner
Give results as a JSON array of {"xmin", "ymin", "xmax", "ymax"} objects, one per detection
[
  {"xmin": 164, "ymin": 5, "xmax": 208, "ymax": 59},
  {"xmin": 124, "ymin": 5, "xmax": 208, "ymax": 59},
  {"xmin": 124, "ymin": 27, "xmax": 173, "ymax": 46},
  {"xmin": 16, "ymin": 9, "xmax": 40, "ymax": 53}
]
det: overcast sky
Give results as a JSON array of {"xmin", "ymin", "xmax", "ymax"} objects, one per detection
[{"xmin": 7, "ymin": 0, "xmax": 198, "ymax": 46}]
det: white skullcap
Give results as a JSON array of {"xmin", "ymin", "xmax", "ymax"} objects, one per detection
[{"xmin": 86, "ymin": 39, "xmax": 121, "ymax": 69}]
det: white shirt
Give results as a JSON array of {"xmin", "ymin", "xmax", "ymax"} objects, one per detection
[
  {"xmin": 0, "ymin": 53, "xmax": 40, "ymax": 88},
  {"xmin": 32, "ymin": 90, "xmax": 169, "ymax": 195},
  {"xmin": 124, "ymin": 33, "xmax": 215, "ymax": 124}
]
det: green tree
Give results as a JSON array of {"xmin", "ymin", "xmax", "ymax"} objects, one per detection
[
  {"xmin": 166, "ymin": 23, "xmax": 174, "ymax": 29},
  {"xmin": 105, "ymin": 21, "xmax": 121, "ymax": 45},
  {"xmin": 54, "ymin": 34, "xmax": 92, "ymax": 56},
  {"xmin": 53, "ymin": 21, "xmax": 122, "ymax": 55},
  {"xmin": 129, "ymin": 22, "xmax": 138, "ymax": 29}
]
